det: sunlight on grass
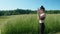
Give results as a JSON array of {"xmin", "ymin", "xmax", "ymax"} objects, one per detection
[{"xmin": 0, "ymin": 14, "xmax": 60, "ymax": 34}]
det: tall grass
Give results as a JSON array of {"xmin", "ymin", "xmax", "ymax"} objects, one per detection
[
  {"xmin": 45, "ymin": 14, "xmax": 60, "ymax": 34},
  {"xmin": 1, "ymin": 14, "xmax": 60, "ymax": 34},
  {"xmin": 1, "ymin": 14, "xmax": 39, "ymax": 34}
]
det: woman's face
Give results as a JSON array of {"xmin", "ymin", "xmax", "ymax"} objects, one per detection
[{"xmin": 39, "ymin": 9, "xmax": 44, "ymax": 13}]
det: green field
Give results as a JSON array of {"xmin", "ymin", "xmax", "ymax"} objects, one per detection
[{"xmin": 0, "ymin": 14, "xmax": 60, "ymax": 34}]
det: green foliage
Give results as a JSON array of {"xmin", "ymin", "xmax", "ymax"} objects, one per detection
[
  {"xmin": 0, "ymin": 9, "xmax": 36, "ymax": 16},
  {"xmin": 0, "ymin": 14, "xmax": 60, "ymax": 34},
  {"xmin": 0, "ymin": 9, "xmax": 60, "ymax": 16},
  {"xmin": 45, "ymin": 14, "xmax": 60, "ymax": 34},
  {"xmin": 46, "ymin": 10, "xmax": 60, "ymax": 14},
  {"xmin": 1, "ymin": 14, "xmax": 38, "ymax": 34}
]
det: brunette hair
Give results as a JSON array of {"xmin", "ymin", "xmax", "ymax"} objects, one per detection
[{"xmin": 40, "ymin": 6, "xmax": 45, "ymax": 11}]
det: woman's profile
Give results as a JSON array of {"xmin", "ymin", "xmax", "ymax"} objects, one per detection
[{"xmin": 37, "ymin": 6, "xmax": 46, "ymax": 34}]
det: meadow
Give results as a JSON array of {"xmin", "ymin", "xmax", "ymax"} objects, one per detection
[{"xmin": 0, "ymin": 14, "xmax": 60, "ymax": 34}]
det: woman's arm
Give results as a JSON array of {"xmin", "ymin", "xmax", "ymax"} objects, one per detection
[
  {"xmin": 40, "ymin": 13, "xmax": 45, "ymax": 20},
  {"xmin": 37, "ymin": 8, "xmax": 40, "ymax": 20}
]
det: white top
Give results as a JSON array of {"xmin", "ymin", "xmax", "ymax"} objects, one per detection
[
  {"xmin": 39, "ymin": 13, "xmax": 45, "ymax": 23},
  {"xmin": 39, "ymin": 20, "xmax": 44, "ymax": 23}
]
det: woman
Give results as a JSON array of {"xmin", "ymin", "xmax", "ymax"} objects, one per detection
[{"xmin": 37, "ymin": 6, "xmax": 46, "ymax": 34}]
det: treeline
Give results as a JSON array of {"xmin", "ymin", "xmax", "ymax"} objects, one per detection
[
  {"xmin": 0, "ymin": 9, "xmax": 37, "ymax": 16},
  {"xmin": 0, "ymin": 9, "xmax": 60, "ymax": 16},
  {"xmin": 46, "ymin": 10, "xmax": 60, "ymax": 14}
]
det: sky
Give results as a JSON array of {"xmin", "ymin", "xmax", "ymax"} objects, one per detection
[{"xmin": 0, "ymin": 0, "xmax": 60, "ymax": 10}]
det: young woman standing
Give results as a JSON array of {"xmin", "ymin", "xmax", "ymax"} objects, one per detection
[{"xmin": 37, "ymin": 6, "xmax": 46, "ymax": 34}]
